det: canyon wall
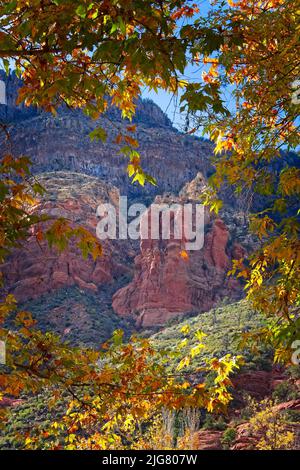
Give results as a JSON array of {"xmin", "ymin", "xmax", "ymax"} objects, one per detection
[{"xmin": 112, "ymin": 176, "xmax": 251, "ymax": 327}]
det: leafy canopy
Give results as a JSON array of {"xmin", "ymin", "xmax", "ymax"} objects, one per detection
[{"xmin": 0, "ymin": 0, "xmax": 299, "ymax": 449}]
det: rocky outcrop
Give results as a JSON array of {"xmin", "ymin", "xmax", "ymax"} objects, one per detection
[
  {"xmin": 195, "ymin": 430, "xmax": 223, "ymax": 450},
  {"xmin": 1, "ymin": 169, "xmax": 252, "ymax": 330},
  {"xmin": 193, "ymin": 379, "xmax": 300, "ymax": 451},
  {"xmin": 112, "ymin": 178, "xmax": 250, "ymax": 327},
  {"xmin": 0, "ymin": 74, "xmax": 255, "ymax": 329},
  {"xmin": 232, "ymin": 369, "xmax": 288, "ymax": 401},
  {"xmin": 2, "ymin": 172, "xmax": 135, "ymax": 302}
]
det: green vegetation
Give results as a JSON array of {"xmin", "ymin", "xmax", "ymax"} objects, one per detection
[
  {"xmin": 221, "ymin": 428, "xmax": 237, "ymax": 449},
  {"xmin": 152, "ymin": 300, "xmax": 272, "ymax": 371},
  {"xmin": 272, "ymin": 381, "xmax": 299, "ymax": 402},
  {"xmin": 0, "ymin": 391, "xmax": 68, "ymax": 450},
  {"xmin": 1, "ymin": 300, "xmax": 297, "ymax": 450},
  {"xmin": 20, "ymin": 286, "xmax": 133, "ymax": 348},
  {"xmin": 202, "ymin": 414, "xmax": 226, "ymax": 431}
]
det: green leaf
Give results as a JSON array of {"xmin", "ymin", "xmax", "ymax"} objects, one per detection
[
  {"xmin": 144, "ymin": 173, "xmax": 157, "ymax": 186},
  {"xmin": 110, "ymin": 23, "xmax": 118, "ymax": 34},
  {"xmin": 112, "ymin": 329, "xmax": 124, "ymax": 346},
  {"xmin": 89, "ymin": 127, "xmax": 107, "ymax": 143},
  {"xmin": 118, "ymin": 17, "xmax": 126, "ymax": 35},
  {"xmin": 90, "ymin": 9, "xmax": 98, "ymax": 20},
  {"xmin": 2, "ymin": 58, "xmax": 10, "ymax": 75},
  {"xmin": 177, "ymin": 356, "xmax": 190, "ymax": 371},
  {"xmin": 76, "ymin": 5, "xmax": 86, "ymax": 19},
  {"xmin": 3, "ymin": 0, "xmax": 17, "ymax": 14}
]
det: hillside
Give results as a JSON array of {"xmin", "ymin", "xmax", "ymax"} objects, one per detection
[
  {"xmin": 19, "ymin": 286, "xmax": 133, "ymax": 349},
  {"xmin": 151, "ymin": 300, "xmax": 272, "ymax": 371},
  {"xmin": 0, "ymin": 0, "xmax": 299, "ymax": 453}
]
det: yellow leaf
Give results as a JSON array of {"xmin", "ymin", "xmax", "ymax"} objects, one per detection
[{"xmin": 181, "ymin": 325, "xmax": 190, "ymax": 335}]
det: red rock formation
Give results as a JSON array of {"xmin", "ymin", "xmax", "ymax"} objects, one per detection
[
  {"xmin": 192, "ymin": 389, "xmax": 300, "ymax": 451},
  {"xmin": 112, "ymin": 191, "xmax": 246, "ymax": 327},
  {"xmin": 3, "ymin": 170, "xmax": 251, "ymax": 330},
  {"xmin": 2, "ymin": 172, "xmax": 133, "ymax": 301},
  {"xmin": 204, "ymin": 219, "xmax": 230, "ymax": 270},
  {"xmin": 230, "ymin": 423, "xmax": 256, "ymax": 450}
]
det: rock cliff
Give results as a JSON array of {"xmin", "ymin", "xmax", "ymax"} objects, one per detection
[
  {"xmin": 2, "ymin": 172, "xmax": 135, "ymax": 302},
  {"xmin": 0, "ymin": 71, "xmax": 213, "ymax": 205},
  {"xmin": 112, "ymin": 175, "xmax": 250, "ymax": 327}
]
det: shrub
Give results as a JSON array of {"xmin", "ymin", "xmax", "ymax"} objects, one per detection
[
  {"xmin": 221, "ymin": 428, "xmax": 237, "ymax": 449},
  {"xmin": 202, "ymin": 414, "xmax": 227, "ymax": 431},
  {"xmin": 284, "ymin": 410, "xmax": 300, "ymax": 423},
  {"xmin": 287, "ymin": 365, "xmax": 300, "ymax": 380},
  {"xmin": 272, "ymin": 381, "xmax": 298, "ymax": 402}
]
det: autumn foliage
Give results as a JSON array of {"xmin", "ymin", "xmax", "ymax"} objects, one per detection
[{"xmin": 0, "ymin": 0, "xmax": 299, "ymax": 450}]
